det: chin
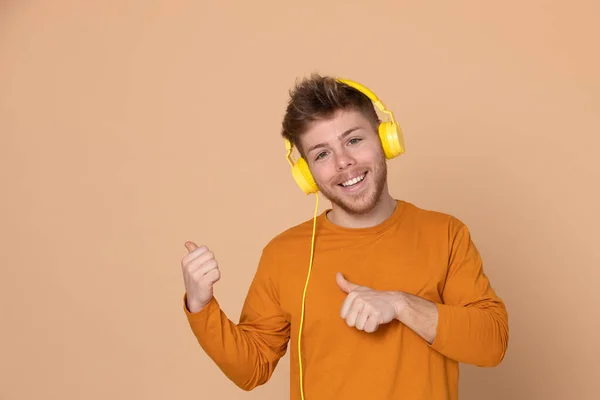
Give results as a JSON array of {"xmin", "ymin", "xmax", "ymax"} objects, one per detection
[{"xmin": 336, "ymin": 197, "xmax": 379, "ymax": 216}]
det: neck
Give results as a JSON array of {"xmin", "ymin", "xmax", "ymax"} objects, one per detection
[{"xmin": 327, "ymin": 190, "xmax": 397, "ymax": 229}]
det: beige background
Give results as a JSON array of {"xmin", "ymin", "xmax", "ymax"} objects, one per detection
[{"xmin": 1, "ymin": 1, "xmax": 599, "ymax": 399}]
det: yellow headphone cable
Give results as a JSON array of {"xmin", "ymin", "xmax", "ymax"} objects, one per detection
[{"xmin": 297, "ymin": 192, "xmax": 318, "ymax": 400}]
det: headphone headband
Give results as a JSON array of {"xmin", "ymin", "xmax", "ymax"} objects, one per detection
[
  {"xmin": 336, "ymin": 78, "xmax": 395, "ymax": 124},
  {"xmin": 336, "ymin": 78, "xmax": 381, "ymax": 104}
]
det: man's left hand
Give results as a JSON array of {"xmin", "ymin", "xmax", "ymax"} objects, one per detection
[{"xmin": 336, "ymin": 272, "xmax": 404, "ymax": 333}]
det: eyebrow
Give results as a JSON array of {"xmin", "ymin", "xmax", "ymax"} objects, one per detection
[{"xmin": 306, "ymin": 127, "xmax": 361, "ymax": 155}]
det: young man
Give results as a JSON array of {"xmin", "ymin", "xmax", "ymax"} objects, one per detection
[{"xmin": 180, "ymin": 74, "xmax": 509, "ymax": 400}]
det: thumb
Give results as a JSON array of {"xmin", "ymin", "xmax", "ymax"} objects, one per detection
[
  {"xmin": 184, "ymin": 241, "xmax": 198, "ymax": 253},
  {"xmin": 336, "ymin": 272, "xmax": 358, "ymax": 293}
]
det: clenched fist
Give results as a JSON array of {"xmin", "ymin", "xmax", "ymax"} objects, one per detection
[
  {"xmin": 181, "ymin": 241, "xmax": 221, "ymax": 313},
  {"xmin": 336, "ymin": 272, "xmax": 401, "ymax": 333}
]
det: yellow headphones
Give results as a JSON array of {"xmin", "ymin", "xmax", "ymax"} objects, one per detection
[
  {"xmin": 284, "ymin": 78, "xmax": 405, "ymax": 194},
  {"xmin": 288, "ymin": 78, "xmax": 405, "ymax": 400}
]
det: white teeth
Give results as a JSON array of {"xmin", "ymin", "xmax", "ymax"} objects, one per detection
[{"xmin": 341, "ymin": 174, "xmax": 366, "ymax": 187}]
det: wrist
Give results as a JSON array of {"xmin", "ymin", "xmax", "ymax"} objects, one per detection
[
  {"xmin": 392, "ymin": 291, "xmax": 409, "ymax": 321},
  {"xmin": 185, "ymin": 294, "xmax": 210, "ymax": 314}
]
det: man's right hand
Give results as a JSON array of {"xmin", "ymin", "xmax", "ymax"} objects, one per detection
[{"xmin": 181, "ymin": 241, "xmax": 221, "ymax": 313}]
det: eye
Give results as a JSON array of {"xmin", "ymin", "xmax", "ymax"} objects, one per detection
[
  {"xmin": 348, "ymin": 137, "xmax": 362, "ymax": 145},
  {"xmin": 315, "ymin": 151, "xmax": 327, "ymax": 161}
]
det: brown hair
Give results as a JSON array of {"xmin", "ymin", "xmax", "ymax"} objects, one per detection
[{"xmin": 281, "ymin": 73, "xmax": 380, "ymax": 156}]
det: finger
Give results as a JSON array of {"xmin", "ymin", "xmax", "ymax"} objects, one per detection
[
  {"xmin": 364, "ymin": 316, "xmax": 379, "ymax": 333},
  {"xmin": 183, "ymin": 248, "xmax": 213, "ymax": 269},
  {"xmin": 205, "ymin": 268, "xmax": 221, "ymax": 284},
  {"xmin": 182, "ymin": 242, "xmax": 208, "ymax": 264},
  {"xmin": 345, "ymin": 302, "xmax": 364, "ymax": 328},
  {"xmin": 184, "ymin": 241, "xmax": 197, "ymax": 253},
  {"xmin": 193, "ymin": 266, "xmax": 220, "ymax": 285},
  {"xmin": 190, "ymin": 259, "xmax": 218, "ymax": 278},
  {"xmin": 187, "ymin": 253, "xmax": 216, "ymax": 274},
  {"xmin": 336, "ymin": 272, "xmax": 359, "ymax": 294},
  {"xmin": 340, "ymin": 291, "xmax": 358, "ymax": 319},
  {"xmin": 186, "ymin": 258, "xmax": 219, "ymax": 276},
  {"xmin": 355, "ymin": 305, "xmax": 369, "ymax": 330}
]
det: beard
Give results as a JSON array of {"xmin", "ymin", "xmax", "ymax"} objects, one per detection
[{"xmin": 318, "ymin": 155, "xmax": 388, "ymax": 216}]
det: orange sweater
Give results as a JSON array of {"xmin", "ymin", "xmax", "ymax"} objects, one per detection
[{"xmin": 184, "ymin": 200, "xmax": 509, "ymax": 399}]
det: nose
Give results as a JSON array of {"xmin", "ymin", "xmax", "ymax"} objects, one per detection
[{"xmin": 334, "ymin": 149, "xmax": 355, "ymax": 171}]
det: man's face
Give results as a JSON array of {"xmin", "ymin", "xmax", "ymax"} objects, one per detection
[{"xmin": 298, "ymin": 109, "xmax": 388, "ymax": 215}]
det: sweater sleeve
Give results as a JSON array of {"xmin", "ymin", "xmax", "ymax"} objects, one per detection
[
  {"xmin": 183, "ymin": 244, "xmax": 290, "ymax": 390},
  {"xmin": 429, "ymin": 217, "xmax": 509, "ymax": 367}
]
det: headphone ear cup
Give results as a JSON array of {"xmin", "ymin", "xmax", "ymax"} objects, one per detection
[
  {"xmin": 292, "ymin": 157, "xmax": 318, "ymax": 194},
  {"xmin": 378, "ymin": 121, "xmax": 405, "ymax": 159}
]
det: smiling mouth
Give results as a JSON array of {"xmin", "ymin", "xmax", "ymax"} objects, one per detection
[{"xmin": 339, "ymin": 172, "xmax": 367, "ymax": 188}]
